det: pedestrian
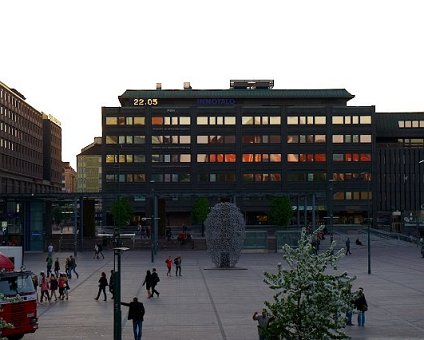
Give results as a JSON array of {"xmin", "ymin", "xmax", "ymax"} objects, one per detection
[
  {"xmin": 49, "ymin": 274, "xmax": 59, "ymax": 301},
  {"xmin": 121, "ymin": 297, "xmax": 145, "ymax": 340},
  {"xmin": 46, "ymin": 255, "xmax": 53, "ymax": 276},
  {"xmin": 95, "ymin": 271, "xmax": 108, "ymax": 301},
  {"xmin": 354, "ymin": 287, "xmax": 368, "ymax": 327},
  {"xmin": 39, "ymin": 272, "xmax": 50, "ymax": 303},
  {"xmin": 93, "ymin": 244, "xmax": 99, "ymax": 259},
  {"xmin": 32, "ymin": 274, "xmax": 39, "ymax": 302},
  {"xmin": 150, "ymin": 268, "xmax": 160, "ymax": 297},
  {"xmin": 58, "ymin": 273, "xmax": 66, "ymax": 300},
  {"xmin": 165, "ymin": 255, "xmax": 172, "ymax": 276},
  {"xmin": 174, "ymin": 256, "xmax": 182, "ymax": 276},
  {"xmin": 47, "ymin": 242, "xmax": 54, "ymax": 257},
  {"xmin": 54, "ymin": 257, "xmax": 60, "ymax": 277},
  {"xmin": 345, "ymin": 237, "xmax": 352, "ymax": 255},
  {"xmin": 252, "ymin": 308, "xmax": 274, "ymax": 340},
  {"xmin": 97, "ymin": 243, "xmax": 105, "ymax": 259},
  {"xmin": 142, "ymin": 270, "xmax": 152, "ymax": 298},
  {"xmin": 109, "ymin": 270, "xmax": 115, "ymax": 299},
  {"xmin": 65, "ymin": 256, "xmax": 71, "ymax": 278},
  {"xmin": 69, "ymin": 255, "xmax": 79, "ymax": 278}
]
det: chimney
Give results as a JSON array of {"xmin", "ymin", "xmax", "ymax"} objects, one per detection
[
  {"xmin": 183, "ymin": 81, "xmax": 192, "ymax": 90},
  {"xmin": 156, "ymin": 83, "xmax": 162, "ymax": 90}
]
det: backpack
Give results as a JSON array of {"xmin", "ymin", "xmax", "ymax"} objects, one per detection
[{"xmin": 173, "ymin": 258, "xmax": 178, "ymax": 265}]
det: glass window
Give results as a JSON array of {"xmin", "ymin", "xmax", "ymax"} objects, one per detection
[
  {"xmin": 126, "ymin": 117, "xmax": 133, "ymax": 125},
  {"xmin": 332, "ymin": 135, "xmax": 343, "ymax": 143},
  {"xmin": 333, "ymin": 154, "xmax": 344, "ymax": 162},
  {"xmin": 270, "ymin": 135, "xmax": 280, "ymax": 143},
  {"xmin": 254, "ymin": 116, "xmax": 261, "ymax": 125},
  {"xmin": 199, "ymin": 174, "xmax": 208, "ymax": 182},
  {"xmin": 360, "ymin": 116, "xmax": 372, "ymax": 124},
  {"xmin": 180, "ymin": 135, "xmax": 191, "ymax": 144},
  {"xmin": 242, "ymin": 154, "xmax": 254, "ymax": 162},
  {"xmin": 345, "ymin": 135, "xmax": 352, "ymax": 143},
  {"xmin": 345, "ymin": 116, "xmax": 351, "ymax": 124},
  {"xmin": 224, "ymin": 135, "xmax": 235, "ymax": 143},
  {"xmin": 315, "ymin": 116, "xmax": 326, "ymax": 125},
  {"xmin": 106, "ymin": 174, "xmax": 115, "ymax": 182},
  {"xmin": 180, "ymin": 154, "xmax": 191, "ymax": 162},
  {"xmin": 210, "ymin": 174, "xmax": 216, "ymax": 182},
  {"xmin": 209, "ymin": 116, "xmax": 216, "ymax": 125},
  {"xmin": 352, "ymin": 116, "xmax": 359, "ymax": 124},
  {"xmin": 405, "ymin": 120, "xmax": 412, "ymax": 128},
  {"xmin": 134, "ymin": 117, "xmax": 145, "ymax": 125},
  {"xmin": 152, "ymin": 116, "xmax": 163, "ymax": 125},
  {"xmin": 352, "ymin": 135, "xmax": 359, "ymax": 143},
  {"xmin": 217, "ymin": 117, "xmax": 223, "ymax": 125},
  {"xmin": 163, "ymin": 154, "xmax": 171, "ymax": 163},
  {"xmin": 398, "ymin": 120, "xmax": 405, "ymax": 128},
  {"xmin": 180, "ymin": 116, "xmax": 191, "ymax": 125},
  {"xmin": 412, "ymin": 120, "xmax": 419, "ymax": 128},
  {"xmin": 106, "ymin": 136, "xmax": 117, "ymax": 144},
  {"xmin": 287, "ymin": 116, "xmax": 298, "ymax": 125},
  {"xmin": 287, "ymin": 154, "xmax": 298, "ymax": 162},
  {"xmin": 332, "ymin": 116, "xmax": 344, "ymax": 124},
  {"xmin": 180, "ymin": 173, "xmax": 190, "ymax": 182},
  {"xmin": 134, "ymin": 136, "xmax": 145, "ymax": 144},
  {"xmin": 262, "ymin": 116, "xmax": 269, "ymax": 125},
  {"xmin": 197, "ymin": 154, "xmax": 207, "ymax": 162},
  {"xmin": 134, "ymin": 155, "xmax": 145, "ymax": 162},
  {"xmin": 126, "ymin": 155, "xmax": 133, "ymax": 163},
  {"xmin": 118, "ymin": 117, "xmax": 125, "ymax": 125},
  {"xmin": 225, "ymin": 116, "xmax": 236, "ymax": 125},
  {"xmin": 105, "ymin": 117, "xmax": 117, "ymax": 125},
  {"xmin": 197, "ymin": 117, "xmax": 208, "ymax": 125},
  {"xmin": 243, "ymin": 173, "xmax": 254, "ymax": 182},
  {"xmin": 106, "ymin": 155, "xmax": 115, "ymax": 163},
  {"xmin": 119, "ymin": 136, "xmax": 126, "ymax": 144},
  {"xmin": 300, "ymin": 135, "xmax": 306, "ymax": 143},
  {"xmin": 172, "ymin": 117, "xmax": 179, "ymax": 125},
  {"xmin": 269, "ymin": 116, "xmax": 280, "ymax": 125},
  {"xmin": 163, "ymin": 117, "xmax": 171, "ymax": 125},
  {"xmin": 152, "ymin": 136, "xmax": 162, "ymax": 144},
  {"xmin": 287, "ymin": 135, "xmax": 298, "ymax": 143},
  {"xmin": 242, "ymin": 116, "xmax": 254, "ymax": 125},
  {"xmin": 315, "ymin": 154, "xmax": 326, "ymax": 162},
  {"xmin": 307, "ymin": 116, "xmax": 314, "ymax": 125},
  {"xmin": 299, "ymin": 116, "xmax": 307, "ymax": 124},
  {"xmin": 126, "ymin": 136, "xmax": 133, "ymax": 144},
  {"xmin": 315, "ymin": 135, "xmax": 326, "ymax": 143},
  {"xmin": 126, "ymin": 174, "xmax": 133, "ymax": 182},
  {"xmin": 197, "ymin": 136, "xmax": 208, "ymax": 144}
]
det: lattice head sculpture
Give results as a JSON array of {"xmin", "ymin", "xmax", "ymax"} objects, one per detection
[{"xmin": 204, "ymin": 202, "xmax": 246, "ymax": 268}]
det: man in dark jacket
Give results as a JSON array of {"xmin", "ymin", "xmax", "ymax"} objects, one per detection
[{"xmin": 121, "ymin": 297, "xmax": 145, "ymax": 340}]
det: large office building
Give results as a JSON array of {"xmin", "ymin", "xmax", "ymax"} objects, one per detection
[
  {"xmin": 77, "ymin": 137, "xmax": 102, "ymax": 193},
  {"xmin": 101, "ymin": 80, "xmax": 375, "ymax": 226},
  {"xmin": 0, "ymin": 81, "xmax": 62, "ymax": 249}
]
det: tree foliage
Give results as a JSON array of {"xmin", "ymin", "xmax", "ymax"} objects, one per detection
[
  {"xmin": 263, "ymin": 227, "xmax": 355, "ymax": 339},
  {"xmin": 110, "ymin": 196, "xmax": 134, "ymax": 227},
  {"xmin": 192, "ymin": 197, "xmax": 210, "ymax": 224},
  {"xmin": 268, "ymin": 196, "xmax": 294, "ymax": 227}
]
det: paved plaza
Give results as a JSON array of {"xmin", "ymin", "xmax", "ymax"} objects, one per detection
[{"xmin": 21, "ymin": 232, "xmax": 424, "ymax": 340}]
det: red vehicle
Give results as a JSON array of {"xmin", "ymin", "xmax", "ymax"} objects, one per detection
[{"xmin": 0, "ymin": 252, "xmax": 38, "ymax": 340}]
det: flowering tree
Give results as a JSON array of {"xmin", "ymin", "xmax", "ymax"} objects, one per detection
[{"xmin": 263, "ymin": 228, "xmax": 355, "ymax": 339}]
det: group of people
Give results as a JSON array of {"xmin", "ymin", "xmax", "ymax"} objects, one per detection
[
  {"xmin": 33, "ymin": 271, "xmax": 71, "ymax": 303},
  {"xmin": 165, "ymin": 255, "xmax": 182, "ymax": 276}
]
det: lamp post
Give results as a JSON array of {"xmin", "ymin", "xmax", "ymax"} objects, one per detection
[
  {"xmin": 113, "ymin": 246, "xmax": 128, "ymax": 340},
  {"xmin": 365, "ymin": 172, "xmax": 372, "ymax": 275},
  {"xmin": 328, "ymin": 179, "xmax": 335, "ymax": 234}
]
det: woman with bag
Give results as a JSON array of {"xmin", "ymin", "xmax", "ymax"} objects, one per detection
[{"xmin": 94, "ymin": 272, "xmax": 108, "ymax": 301}]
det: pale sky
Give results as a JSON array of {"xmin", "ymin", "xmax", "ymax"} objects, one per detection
[{"xmin": 2, "ymin": 0, "xmax": 424, "ymax": 169}]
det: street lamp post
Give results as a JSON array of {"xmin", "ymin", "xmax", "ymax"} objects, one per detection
[
  {"xmin": 113, "ymin": 246, "xmax": 128, "ymax": 340},
  {"xmin": 366, "ymin": 172, "xmax": 372, "ymax": 275}
]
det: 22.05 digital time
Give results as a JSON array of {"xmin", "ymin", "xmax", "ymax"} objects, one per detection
[{"xmin": 133, "ymin": 98, "xmax": 158, "ymax": 106}]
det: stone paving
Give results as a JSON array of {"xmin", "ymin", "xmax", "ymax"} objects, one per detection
[{"xmin": 20, "ymin": 232, "xmax": 424, "ymax": 340}]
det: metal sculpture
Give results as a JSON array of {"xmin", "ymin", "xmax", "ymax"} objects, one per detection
[{"xmin": 205, "ymin": 202, "xmax": 246, "ymax": 268}]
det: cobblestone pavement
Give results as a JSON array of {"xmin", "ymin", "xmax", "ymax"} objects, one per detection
[{"xmin": 21, "ymin": 233, "xmax": 424, "ymax": 340}]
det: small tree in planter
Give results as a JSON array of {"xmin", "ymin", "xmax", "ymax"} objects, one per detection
[
  {"xmin": 192, "ymin": 197, "xmax": 210, "ymax": 236},
  {"xmin": 263, "ymin": 227, "xmax": 355, "ymax": 339}
]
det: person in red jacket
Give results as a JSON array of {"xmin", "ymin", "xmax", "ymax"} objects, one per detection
[{"xmin": 165, "ymin": 255, "xmax": 172, "ymax": 276}]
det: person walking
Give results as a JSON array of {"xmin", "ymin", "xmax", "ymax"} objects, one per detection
[
  {"xmin": 109, "ymin": 270, "xmax": 115, "ymax": 299},
  {"xmin": 150, "ymin": 268, "xmax": 160, "ymax": 297},
  {"xmin": 165, "ymin": 256, "xmax": 172, "ymax": 276},
  {"xmin": 142, "ymin": 270, "xmax": 153, "ymax": 298},
  {"xmin": 54, "ymin": 257, "xmax": 60, "ymax": 277},
  {"xmin": 47, "ymin": 242, "xmax": 54, "ymax": 257},
  {"xmin": 354, "ymin": 287, "xmax": 368, "ymax": 327},
  {"xmin": 345, "ymin": 237, "xmax": 352, "ymax": 255},
  {"xmin": 39, "ymin": 272, "xmax": 50, "ymax": 303},
  {"xmin": 69, "ymin": 255, "xmax": 79, "ymax": 278},
  {"xmin": 121, "ymin": 297, "xmax": 145, "ymax": 340},
  {"xmin": 174, "ymin": 256, "xmax": 182, "ymax": 276},
  {"xmin": 252, "ymin": 308, "xmax": 274, "ymax": 340},
  {"xmin": 46, "ymin": 255, "xmax": 53, "ymax": 276},
  {"xmin": 97, "ymin": 243, "xmax": 105, "ymax": 259},
  {"xmin": 49, "ymin": 274, "xmax": 59, "ymax": 301},
  {"xmin": 95, "ymin": 272, "xmax": 108, "ymax": 301}
]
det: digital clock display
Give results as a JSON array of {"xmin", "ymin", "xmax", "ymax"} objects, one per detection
[{"xmin": 133, "ymin": 98, "xmax": 158, "ymax": 106}]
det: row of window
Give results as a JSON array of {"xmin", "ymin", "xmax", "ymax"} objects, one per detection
[
  {"xmin": 104, "ymin": 134, "xmax": 372, "ymax": 145},
  {"xmin": 104, "ymin": 153, "xmax": 372, "ymax": 164},
  {"xmin": 104, "ymin": 114, "xmax": 372, "ymax": 126},
  {"xmin": 105, "ymin": 173, "xmax": 146, "ymax": 183},
  {"xmin": 398, "ymin": 120, "xmax": 424, "ymax": 128},
  {"xmin": 334, "ymin": 191, "xmax": 372, "ymax": 200}
]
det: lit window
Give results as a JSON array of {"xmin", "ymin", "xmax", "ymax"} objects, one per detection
[
  {"xmin": 315, "ymin": 116, "xmax": 326, "ymax": 125},
  {"xmin": 270, "ymin": 116, "xmax": 281, "ymax": 125},
  {"xmin": 360, "ymin": 135, "xmax": 371, "ymax": 143},
  {"xmin": 197, "ymin": 117, "xmax": 208, "ymax": 125},
  {"xmin": 105, "ymin": 117, "xmax": 117, "ymax": 125},
  {"xmin": 332, "ymin": 116, "xmax": 344, "ymax": 124},
  {"xmin": 225, "ymin": 116, "xmax": 236, "ymax": 125},
  {"xmin": 287, "ymin": 116, "xmax": 298, "ymax": 125},
  {"xmin": 134, "ymin": 117, "xmax": 145, "ymax": 125},
  {"xmin": 242, "ymin": 116, "xmax": 254, "ymax": 125},
  {"xmin": 360, "ymin": 116, "xmax": 371, "ymax": 124}
]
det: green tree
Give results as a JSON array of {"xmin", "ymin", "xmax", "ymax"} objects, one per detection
[
  {"xmin": 268, "ymin": 196, "xmax": 294, "ymax": 227},
  {"xmin": 110, "ymin": 197, "xmax": 134, "ymax": 227},
  {"xmin": 192, "ymin": 197, "xmax": 209, "ymax": 224},
  {"xmin": 52, "ymin": 206, "xmax": 64, "ymax": 225},
  {"xmin": 263, "ymin": 227, "xmax": 355, "ymax": 339}
]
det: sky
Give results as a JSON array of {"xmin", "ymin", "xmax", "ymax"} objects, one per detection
[{"xmin": 2, "ymin": 0, "xmax": 424, "ymax": 169}]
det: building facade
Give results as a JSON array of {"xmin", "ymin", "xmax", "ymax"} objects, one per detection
[
  {"xmin": 62, "ymin": 161, "xmax": 77, "ymax": 193},
  {"xmin": 101, "ymin": 80, "xmax": 374, "ymax": 226},
  {"xmin": 77, "ymin": 137, "xmax": 102, "ymax": 193}
]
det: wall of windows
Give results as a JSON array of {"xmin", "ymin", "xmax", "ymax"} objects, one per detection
[
  {"xmin": 197, "ymin": 154, "xmax": 236, "ymax": 162},
  {"xmin": 287, "ymin": 135, "xmax": 326, "ymax": 143},
  {"xmin": 333, "ymin": 191, "xmax": 372, "ymax": 200},
  {"xmin": 152, "ymin": 135, "xmax": 191, "ymax": 144},
  {"xmin": 241, "ymin": 115, "xmax": 281, "ymax": 125},
  {"xmin": 106, "ymin": 135, "xmax": 146, "ymax": 144},
  {"xmin": 332, "ymin": 115, "xmax": 371, "ymax": 125},
  {"xmin": 287, "ymin": 153, "xmax": 326, "ymax": 162},
  {"xmin": 242, "ymin": 173, "xmax": 281, "ymax": 182},
  {"xmin": 287, "ymin": 172, "xmax": 327, "ymax": 182},
  {"xmin": 287, "ymin": 116, "xmax": 326, "ymax": 125},
  {"xmin": 105, "ymin": 154, "xmax": 146, "ymax": 163},
  {"xmin": 152, "ymin": 154, "xmax": 191, "ymax": 163},
  {"xmin": 242, "ymin": 135, "xmax": 280, "ymax": 143},
  {"xmin": 105, "ymin": 116, "xmax": 145, "ymax": 125},
  {"xmin": 151, "ymin": 173, "xmax": 191, "ymax": 182},
  {"xmin": 398, "ymin": 120, "xmax": 424, "ymax": 128},
  {"xmin": 197, "ymin": 116, "xmax": 235, "ymax": 125},
  {"xmin": 197, "ymin": 135, "xmax": 235, "ymax": 144},
  {"xmin": 105, "ymin": 173, "xmax": 145, "ymax": 182},
  {"xmin": 332, "ymin": 153, "xmax": 371, "ymax": 162},
  {"xmin": 198, "ymin": 173, "xmax": 236, "ymax": 182},
  {"xmin": 242, "ymin": 154, "xmax": 281, "ymax": 162},
  {"xmin": 152, "ymin": 116, "xmax": 190, "ymax": 126},
  {"xmin": 332, "ymin": 134, "xmax": 371, "ymax": 143},
  {"xmin": 332, "ymin": 172, "xmax": 371, "ymax": 181}
]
